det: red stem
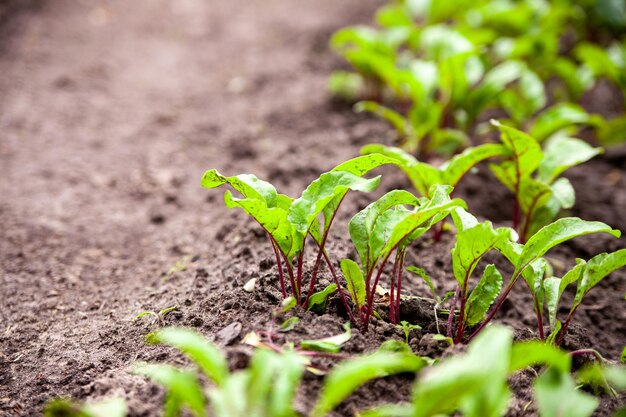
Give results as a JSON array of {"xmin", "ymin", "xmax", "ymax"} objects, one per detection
[
  {"xmin": 303, "ymin": 196, "xmax": 345, "ymax": 308},
  {"xmin": 320, "ymin": 249, "xmax": 357, "ymax": 325},
  {"xmin": 268, "ymin": 235, "xmax": 287, "ymax": 298},
  {"xmin": 467, "ymin": 274, "xmax": 520, "ymax": 342}
]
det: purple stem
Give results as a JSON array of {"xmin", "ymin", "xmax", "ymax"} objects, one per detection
[{"xmin": 268, "ymin": 235, "xmax": 287, "ymax": 298}]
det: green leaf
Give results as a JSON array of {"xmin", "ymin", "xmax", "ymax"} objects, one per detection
[
  {"xmin": 147, "ymin": 327, "xmax": 229, "ymax": 387},
  {"xmin": 452, "ymin": 222, "xmax": 511, "ymax": 288},
  {"xmin": 406, "ymin": 266, "xmax": 438, "ymax": 302},
  {"xmin": 311, "ymin": 351, "xmax": 426, "ymax": 417},
  {"xmin": 450, "ymin": 207, "xmax": 480, "ymax": 232},
  {"xmin": 301, "ymin": 323, "xmax": 352, "ymax": 353},
  {"xmin": 307, "ymin": 284, "xmax": 338, "ymax": 314},
  {"xmin": 440, "ymin": 144, "xmax": 508, "ymax": 186},
  {"xmin": 509, "ymin": 341, "xmax": 571, "ymax": 373},
  {"xmin": 355, "ymin": 101, "xmax": 410, "ymax": 138},
  {"xmin": 341, "ymin": 259, "xmax": 366, "ymax": 308},
  {"xmin": 412, "ymin": 326, "xmax": 513, "ymax": 417},
  {"xmin": 330, "ymin": 153, "xmax": 398, "ymax": 177},
  {"xmin": 201, "ymin": 170, "xmax": 278, "ymax": 207},
  {"xmin": 515, "ymin": 218, "xmax": 621, "ymax": 276},
  {"xmin": 289, "ymin": 171, "xmax": 380, "ymax": 236},
  {"xmin": 490, "ymin": 121, "xmax": 543, "ymax": 190},
  {"xmin": 530, "ymin": 104, "xmax": 594, "ymax": 142},
  {"xmin": 536, "ymin": 136, "xmax": 603, "ymax": 184},
  {"xmin": 573, "ymin": 249, "xmax": 626, "ymax": 308},
  {"xmin": 45, "ymin": 398, "xmax": 127, "ymax": 417},
  {"xmin": 279, "ymin": 317, "xmax": 300, "ymax": 332},
  {"xmin": 131, "ymin": 363, "xmax": 206, "ymax": 417},
  {"xmin": 360, "ymin": 144, "xmax": 439, "ymax": 197},
  {"xmin": 279, "ymin": 296, "xmax": 297, "ymax": 314},
  {"xmin": 465, "ymin": 265, "xmax": 503, "ymax": 326},
  {"xmin": 381, "ymin": 186, "xmax": 465, "ymax": 259},
  {"xmin": 223, "ymin": 192, "xmax": 298, "ymax": 258},
  {"xmin": 544, "ymin": 260, "xmax": 586, "ymax": 329},
  {"xmin": 247, "ymin": 350, "xmax": 304, "ymax": 417},
  {"xmin": 349, "ymin": 189, "xmax": 421, "ymax": 271},
  {"xmin": 357, "ymin": 404, "xmax": 413, "ymax": 417},
  {"xmin": 534, "ymin": 368, "xmax": 598, "ymax": 417}
]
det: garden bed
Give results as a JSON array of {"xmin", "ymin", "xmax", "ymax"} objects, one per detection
[{"xmin": 0, "ymin": 0, "xmax": 624, "ymax": 416}]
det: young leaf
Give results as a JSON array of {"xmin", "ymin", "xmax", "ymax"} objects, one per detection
[
  {"xmin": 147, "ymin": 327, "xmax": 229, "ymax": 387},
  {"xmin": 45, "ymin": 398, "xmax": 127, "ymax": 417},
  {"xmin": 311, "ymin": 351, "xmax": 426, "ymax": 417},
  {"xmin": 301, "ymin": 323, "xmax": 352, "ymax": 353},
  {"xmin": 544, "ymin": 260, "xmax": 586, "ymax": 329},
  {"xmin": 349, "ymin": 189, "xmax": 421, "ymax": 270},
  {"xmin": 341, "ymin": 259, "xmax": 366, "ymax": 308},
  {"xmin": 536, "ymin": 136, "xmax": 602, "ymax": 184},
  {"xmin": 440, "ymin": 143, "xmax": 508, "ymax": 186},
  {"xmin": 509, "ymin": 341, "xmax": 571, "ymax": 373},
  {"xmin": 406, "ymin": 266, "xmax": 438, "ymax": 302},
  {"xmin": 247, "ymin": 350, "xmax": 304, "ymax": 417},
  {"xmin": 452, "ymin": 222, "xmax": 511, "ymax": 288},
  {"xmin": 201, "ymin": 170, "xmax": 278, "ymax": 207},
  {"xmin": 465, "ymin": 264, "xmax": 503, "ymax": 326},
  {"xmin": 412, "ymin": 326, "xmax": 513, "ymax": 417},
  {"xmin": 515, "ymin": 218, "xmax": 621, "ymax": 275},
  {"xmin": 131, "ymin": 363, "xmax": 206, "ymax": 417},
  {"xmin": 534, "ymin": 368, "xmax": 598, "ymax": 417},
  {"xmin": 307, "ymin": 283, "xmax": 338, "ymax": 314},
  {"xmin": 573, "ymin": 249, "xmax": 626, "ymax": 308},
  {"xmin": 279, "ymin": 317, "xmax": 300, "ymax": 332},
  {"xmin": 489, "ymin": 120, "xmax": 542, "ymax": 192},
  {"xmin": 355, "ymin": 101, "xmax": 410, "ymax": 138},
  {"xmin": 288, "ymin": 171, "xmax": 381, "ymax": 235},
  {"xmin": 380, "ymin": 186, "xmax": 465, "ymax": 259},
  {"xmin": 330, "ymin": 153, "xmax": 398, "ymax": 176},
  {"xmin": 530, "ymin": 104, "xmax": 595, "ymax": 142}
]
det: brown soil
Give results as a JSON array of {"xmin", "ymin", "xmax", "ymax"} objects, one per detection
[{"xmin": 0, "ymin": 1, "xmax": 624, "ymax": 417}]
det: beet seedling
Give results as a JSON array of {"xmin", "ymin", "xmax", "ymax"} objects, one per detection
[
  {"xmin": 201, "ymin": 154, "xmax": 396, "ymax": 313},
  {"xmin": 341, "ymin": 186, "xmax": 465, "ymax": 331},
  {"xmin": 361, "ymin": 325, "xmax": 602, "ymax": 417},
  {"xmin": 361, "ymin": 142, "xmax": 507, "ymax": 240},
  {"xmin": 489, "ymin": 120, "xmax": 603, "ymax": 242},
  {"xmin": 446, "ymin": 208, "xmax": 516, "ymax": 344},
  {"xmin": 132, "ymin": 327, "xmax": 425, "ymax": 417},
  {"xmin": 468, "ymin": 217, "xmax": 621, "ymax": 342},
  {"xmin": 544, "ymin": 249, "xmax": 626, "ymax": 345}
]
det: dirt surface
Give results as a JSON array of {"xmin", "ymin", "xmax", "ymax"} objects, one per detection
[{"xmin": 0, "ymin": 1, "xmax": 625, "ymax": 416}]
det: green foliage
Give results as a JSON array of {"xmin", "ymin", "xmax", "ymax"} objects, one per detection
[
  {"xmin": 343, "ymin": 186, "xmax": 465, "ymax": 330},
  {"xmin": 490, "ymin": 121, "xmax": 603, "ymax": 241},
  {"xmin": 396, "ymin": 320, "xmax": 422, "ymax": 343},
  {"xmin": 131, "ymin": 326, "xmax": 430, "ymax": 417},
  {"xmin": 147, "ymin": 327, "xmax": 229, "ymax": 386},
  {"xmin": 362, "ymin": 143, "xmax": 507, "ymax": 198},
  {"xmin": 301, "ymin": 323, "xmax": 352, "ymax": 353},
  {"xmin": 545, "ymin": 249, "xmax": 626, "ymax": 344},
  {"xmin": 44, "ymin": 398, "xmax": 127, "ymax": 417},
  {"xmin": 329, "ymin": 0, "xmax": 616, "ymax": 155},
  {"xmin": 535, "ymin": 368, "xmax": 599, "ymax": 417},
  {"xmin": 201, "ymin": 154, "xmax": 395, "ymax": 307},
  {"xmin": 311, "ymin": 350, "xmax": 426, "ymax": 417}
]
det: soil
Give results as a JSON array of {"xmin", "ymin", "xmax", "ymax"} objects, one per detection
[{"xmin": 0, "ymin": 1, "xmax": 624, "ymax": 417}]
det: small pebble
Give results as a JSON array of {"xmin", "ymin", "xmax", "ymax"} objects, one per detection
[{"xmin": 243, "ymin": 278, "xmax": 256, "ymax": 292}]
